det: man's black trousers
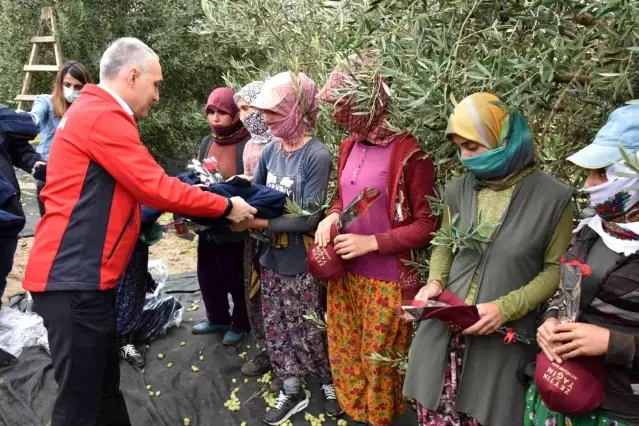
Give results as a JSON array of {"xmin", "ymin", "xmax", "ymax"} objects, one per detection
[{"xmin": 32, "ymin": 289, "xmax": 131, "ymax": 426}]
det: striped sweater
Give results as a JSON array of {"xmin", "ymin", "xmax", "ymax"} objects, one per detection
[{"xmin": 545, "ymin": 226, "xmax": 639, "ymax": 424}]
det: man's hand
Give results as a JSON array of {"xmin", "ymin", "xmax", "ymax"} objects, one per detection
[
  {"xmin": 315, "ymin": 212, "xmax": 339, "ymax": 247},
  {"xmin": 226, "ymin": 196, "xmax": 257, "ymax": 223},
  {"xmin": 333, "ymin": 233, "xmax": 378, "ymax": 260},
  {"xmin": 537, "ymin": 318, "xmax": 562, "ymax": 364},
  {"xmin": 463, "ymin": 302, "xmax": 504, "ymax": 336},
  {"xmin": 549, "ymin": 322, "xmax": 610, "ymax": 361}
]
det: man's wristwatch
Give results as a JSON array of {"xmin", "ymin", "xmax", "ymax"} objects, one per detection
[{"xmin": 224, "ymin": 198, "xmax": 233, "ymax": 217}]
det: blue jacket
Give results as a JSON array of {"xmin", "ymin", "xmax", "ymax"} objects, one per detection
[
  {"xmin": 0, "ymin": 174, "xmax": 25, "ymax": 239},
  {"xmin": 30, "ymin": 95, "xmax": 60, "ymax": 160},
  {"xmin": 0, "ymin": 106, "xmax": 41, "ymax": 238}
]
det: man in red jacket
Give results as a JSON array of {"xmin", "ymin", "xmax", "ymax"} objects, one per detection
[{"xmin": 22, "ymin": 37, "xmax": 256, "ymax": 426}]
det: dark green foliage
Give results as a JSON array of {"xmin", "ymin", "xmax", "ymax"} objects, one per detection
[{"xmin": 0, "ymin": 0, "xmax": 226, "ymax": 168}]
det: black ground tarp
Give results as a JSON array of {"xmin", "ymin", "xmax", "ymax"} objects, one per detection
[{"xmin": 0, "ymin": 273, "xmax": 417, "ymax": 426}]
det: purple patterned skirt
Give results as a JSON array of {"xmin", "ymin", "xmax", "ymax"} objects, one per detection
[{"xmin": 417, "ymin": 335, "xmax": 481, "ymax": 426}]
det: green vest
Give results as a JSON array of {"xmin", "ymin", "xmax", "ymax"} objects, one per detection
[{"xmin": 403, "ymin": 169, "xmax": 572, "ymax": 426}]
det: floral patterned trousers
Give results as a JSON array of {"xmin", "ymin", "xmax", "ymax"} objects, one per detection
[
  {"xmin": 524, "ymin": 383, "xmax": 628, "ymax": 426},
  {"xmin": 116, "ymin": 238, "xmax": 149, "ymax": 344},
  {"xmin": 327, "ymin": 273, "xmax": 411, "ymax": 426},
  {"xmin": 417, "ymin": 336, "xmax": 481, "ymax": 426},
  {"xmin": 243, "ymin": 238, "xmax": 264, "ymax": 339},
  {"xmin": 261, "ymin": 267, "xmax": 331, "ymax": 380}
]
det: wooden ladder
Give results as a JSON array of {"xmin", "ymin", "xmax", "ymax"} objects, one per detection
[{"xmin": 15, "ymin": 6, "xmax": 64, "ymax": 111}]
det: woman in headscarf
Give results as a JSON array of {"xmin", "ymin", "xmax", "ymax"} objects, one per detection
[
  {"xmin": 315, "ymin": 57, "xmax": 438, "ymax": 426},
  {"xmin": 403, "ymin": 93, "xmax": 574, "ymax": 426},
  {"xmin": 191, "ymin": 87, "xmax": 252, "ymax": 346},
  {"xmin": 115, "ymin": 212, "xmax": 162, "ymax": 368},
  {"xmin": 232, "ymin": 81, "xmax": 280, "ymax": 382},
  {"xmin": 234, "ymin": 81, "xmax": 278, "ymax": 177},
  {"xmin": 527, "ymin": 105, "xmax": 639, "ymax": 426},
  {"xmin": 230, "ymin": 71, "xmax": 341, "ymax": 425}
]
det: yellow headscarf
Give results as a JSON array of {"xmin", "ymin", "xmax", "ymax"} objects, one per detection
[{"xmin": 445, "ymin": 93, "xmax": 509, "ymax": 149}]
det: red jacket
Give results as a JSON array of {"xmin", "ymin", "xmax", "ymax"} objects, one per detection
[
  {"xmin": 329, "ymin": 133, "xmax": 437, "ymax": 299},
  {"xmin": 23, "ymin": 85, "xmax": 227, "ymax": 292}
]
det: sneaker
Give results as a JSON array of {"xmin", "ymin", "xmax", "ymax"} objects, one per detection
[
  {"xmin": 241, "ymin": 353, "xmax": 271, "ymax": 376},
  {"xmin": 321, "ymin": 382, "xmax": 343, "ymax": 417},
  {"xmin": 223, "ymin": 330, "xmax": 246, "ymax": 346},
  {"xmin": 270, "ymin": 377, "xmax": 284, "ymax": 394},
  {"xmin": 119, "ymin": 344, "xmax": 145, "ymax": 368},
  {"xmin": 262, "ymin": 390, "xmax": 309, "ymax": 425},
  {"xmin": 191, "ymin": 321, "xmax": 230, "ymax": 335}
]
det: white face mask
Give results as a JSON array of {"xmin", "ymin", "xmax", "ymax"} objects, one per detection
[{"xmin": 63, "ymin": 86, "xmax": 81, "ymax": 104}]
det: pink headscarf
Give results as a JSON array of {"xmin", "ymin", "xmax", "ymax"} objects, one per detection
[{"xmin": 250, "ymin": 72, "xmax": 318, "ymax": 148}]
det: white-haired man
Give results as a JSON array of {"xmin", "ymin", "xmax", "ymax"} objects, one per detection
[{"xmin": 22, "ymin": 37, "xmax": 256, "ymax": 425}]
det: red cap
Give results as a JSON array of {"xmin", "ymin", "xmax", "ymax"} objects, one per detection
[
  {"xmin": 535, "ymin": 353, "xmax": 606, "ymax": 415},
  {"xmin": 421, "ymin": 305, "xmax": 481, "ymax": 333},
  {"xmin": 307, "ymin": 224, "xmax": 345, "ymax": 282},
  {"xmin": 414, "ymin": 290, "xmax": 480, "ymax": 332}
]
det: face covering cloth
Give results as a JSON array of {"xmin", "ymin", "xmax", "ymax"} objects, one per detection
[
  {"xmin": 583, "ymin": 161, "xmax": 639, "ymax": 254},
  {"xmin": 250, "ymin": 71, "xmax": 318, "ymax": 149}
]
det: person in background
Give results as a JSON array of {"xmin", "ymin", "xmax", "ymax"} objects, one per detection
[
  {"xmin": 191, "ymin": 87, "xmax": 252, "ymax": 346},
  {"xmin": 232, "ymin": 81, "xmax": 280, "ymax": 381},
  {"xmin": 29, "ymin": 60, "xmax": 92, "ymax": 216},
  {"xmin": 403, "ymin": 93, "xmax": 574, "ymax": 426},
  {"xmin": 234, "ymin": 81, "xmax": 277, "ymax": 178},
  {"xmin": 232, "ymin": 71, "xmax": 342, "ymax": 425},
  {"xmin": 0, "ymin": 106, "xmax": 43, "ymax": 304},
  {"xmin": 316, "ymin": 57, "xmax": 438, "ymax": 426},
  {"xmin": 22, "ymin": 37, "xmax": 256, "ymax": 426},
  {"xmin": 528, "ymin": 105, "xmax": 639, "ymax": 426},
  {"xmin": 116, "ymin": 207, "xmax": 162, "ymax": 368},
  {"xmin": 0, "ymin": 105, "xmax": 43, "ymax": 369}
]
